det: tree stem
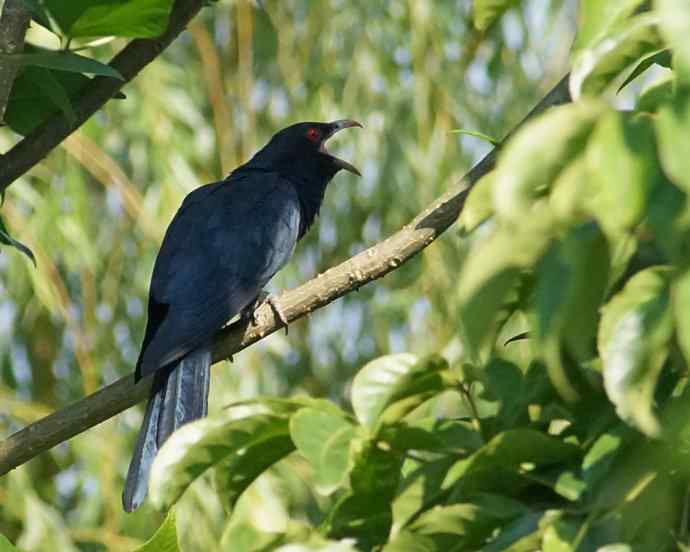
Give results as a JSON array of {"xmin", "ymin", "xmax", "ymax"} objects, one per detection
[{"xmin": 0, "ymin": 0, "xmax": 31, "ymax": 124}]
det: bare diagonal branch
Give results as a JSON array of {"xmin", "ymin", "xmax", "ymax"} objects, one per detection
[
  {"xmin": 0, "ymin": 0, "xmax": 32, "ymax": 123},
  {"xmin": 0, "ymin": 73, "xmax": 572, "ymax": 476},
  {"xmin": 0, "ymin": 0, "xmax": 206, "ymax": 191}
]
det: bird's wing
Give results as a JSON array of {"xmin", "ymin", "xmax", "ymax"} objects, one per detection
[{"xmin": 136, "ymin": 172, "xmax": 301, "ymax": 377}]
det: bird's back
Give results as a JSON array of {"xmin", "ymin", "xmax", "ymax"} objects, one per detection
[{"xmin": 136, "ymin": 169, "xmax": 302, "ymax": 378}]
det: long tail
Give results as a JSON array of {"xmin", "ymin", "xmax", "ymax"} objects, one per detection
[{"xmin": 122, "ymin": 346, "xmax": 211, "ymax": 512}]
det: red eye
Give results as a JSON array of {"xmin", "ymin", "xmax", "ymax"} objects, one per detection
[{"xmin": 306, "ymin": 128, "xmax": 320, "ymax": 142}]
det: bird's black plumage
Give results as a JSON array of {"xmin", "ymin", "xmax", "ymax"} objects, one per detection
[{"xmin": 123, "ymin": 120, "xmax": 361, "ymax": 512}]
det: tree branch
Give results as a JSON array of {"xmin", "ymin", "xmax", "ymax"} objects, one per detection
[
  {"xmin": 0, "ymin": 0, "xmax": 207, "ymax": 191},
  {"xmin": 0, "ymin": 73, "xmax": 572, "ymax": 476},
  {"xmin": 0, "ymin": 0, "xmax": 32, "ymax": 123}
]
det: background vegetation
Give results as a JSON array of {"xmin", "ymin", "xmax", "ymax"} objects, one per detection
[{"xmin": 2, "ymin": 0, "xmax": 688, "ymax": 550}]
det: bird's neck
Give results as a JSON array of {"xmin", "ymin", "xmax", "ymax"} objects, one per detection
[{"xmin": 292, "ymin": 174, "xmax": 332, "ymax": 238}]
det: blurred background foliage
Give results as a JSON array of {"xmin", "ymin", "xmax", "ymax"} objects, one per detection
[{"xmin": 0, "ymin": 0, "xmax": 582, "ymax": 549}]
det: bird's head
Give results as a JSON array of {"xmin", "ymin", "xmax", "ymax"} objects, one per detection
[{"xmin": 246, "ymin": 120, "xmax": 363, "ymax": 182}]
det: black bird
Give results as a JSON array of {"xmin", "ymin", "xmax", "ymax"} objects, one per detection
[{"xmin": 123, "ymin": 120, "xmax": 362, "ymax": 512}]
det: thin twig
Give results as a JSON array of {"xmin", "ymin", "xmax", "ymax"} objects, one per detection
[{"xmin": 0, "ymin": 73, "xmax": 572, "ymax": 476}]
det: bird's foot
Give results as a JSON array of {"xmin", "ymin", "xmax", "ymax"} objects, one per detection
[{"xmin": 241, "ymin": 291, "xmax": 289, "ymax": 335}]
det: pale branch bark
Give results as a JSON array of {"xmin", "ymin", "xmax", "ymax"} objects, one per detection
[
  {"xmin": 0, "ymin": 0, "xmax": 31, "ymax": 124},
  {"xmin": 0, "ymin": 0, "xmax": 206, "ymax": 191},
  {"xmin": 0, "ymin": 73, "xmax": 572, "ymax": 476}
]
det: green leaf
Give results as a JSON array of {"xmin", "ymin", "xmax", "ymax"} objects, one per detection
[
  {"xmin": 571, "ymin": 14, "xmax": 663, "ymax": 99},
  {"xmin": 406, "ymin": 494, "xmax": 528, "ymax": 549},
  {"xmin": 214, "ymin": 428, "xmax": 295, "ymax": 513},
  {"xmin": 381, "ymin": 418, "xmax": 483, "ymax": 456},
  {"xmin": 9, "ymin": 50, "xmax": 123, "ymax": 80},
  {"xmin": 133, "ymin": 510, "xmax": 179, "ymax": 552},
  {"xmin": 150, "ymin": 412, "xmax": 291, "ymax": 510},
  {"xmin": 0, "ymin": 215, "xmax": 35, "ymax": 266},
  {"xmin": 458, "ymin": 172, "xmax": 495, "ymax": 233},
  {"xmin": 450, "ymin": 129, "xmax": 499, "ymax": 146},
  {"xmin": 533, "ymin": 223, "xmax": 609, "ymax": 401},
  {"xmin": 325, "ymin": 492, "xmax": 392, "ymax": 551},
  {"xmin": 5, "ymin": 67, "xmax": 88, "ymax": 135},
  {"xmin": 290, "ymin": 407, "xmax": 358, "ymax": 495},
  {"xmin": 586, "ymin": 111, "xmax": 661, "ymax": 234},
  {"xmin": 493, "ymin": 101, "xmax": 604, "ymax": 221},
  {"xmin": 472, "ymin": 0, "xmax": 520, "ymax": 32},
  {"xmin": 456, "ymin": 212, "xmax": 553, "ymax": 356},
  {"xmin": 636, "ymin": 73, "xmax": 675, "ymax": 113},
  {"xmin": 444, "ymin": 429, "xmax": 579, "ymax": 495},
  {"xmin": 44, "ymin": 0, "xmax": 175, "ymax": 38},
  {"xmin": 19, "ymin": 0, "xmax": 51, "ymax": 29},
  {"xmin": 598, "ymin": 266, "xmax": 674, "ymax": 436},
  {"xmin": 617, "ymin": 49, "xmax": 672, "ymax": 92},
  {"xmin": 572, "ymin": 0, "xmax": 648, "ymax": 54},
  {"xmin": 351, "ymin": 354, "xmax": 452, "ymax": 431},
  {"xmin": 483, "ymin": 510, "xmax": 562, "ymax": 552},
  {"xmin": 656, "ymin": 0, "xmax": 690, "ymax": 83},
  {"xmin": 672, "ymin": 269, "xmax": 690, "ymax": 367},
  {"xmin": 656, "ymin": 89, "xmax": 690, "ymax": 195}
]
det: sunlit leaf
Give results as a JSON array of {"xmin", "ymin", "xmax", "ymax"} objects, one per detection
[
  {"xmin": 134, "ymin": 510, "xmax": 179, "ymax": 552},
  {"xmin": 656, "ymin": 89, "xmax": 690, "ymax": 194},
  {"xmin": 150, "ymin": 412, "xmax": 291, "ymax": 510},
  {"xmin": 617, "ymin": 49, "xmax": 671, "ymax": 92},
  {"xmin": 572, "ymin": 0, "xmax": 647, "ymax": 54},
  {"xmin": 0, "ymin": 534, "xmax": 22, "ymax": 552},
  {"xmin": 458, "ymin": 172, "xmax": 495, "ymax": 233},
  {"xmin": 656, "ymin": 0, "xmax": 690, "ymax": 82},
  {"xmin": 449, "ymin": 129, "xmax": 499, "ymax": 146},
  {"xmin": 586, "ymin": 111, "xmax": 661, "ymax": 234},
  {"xmin": 351, "ymin": 354, "xmax": 452, "ymax": 431},
  {"xmin": 290, "ymin": 407, "xmax": 359, "ymax": 495},
  {"xmin": 493, "ymin": 101, "xmax": 604, "ymax": 221},
  {"xmin": 571, "ymin": 14, "xmax": 663, "ymax": 99},
  {"xmin": 599, "ymin": 266, "xmax": 674, "ymax": 436}
]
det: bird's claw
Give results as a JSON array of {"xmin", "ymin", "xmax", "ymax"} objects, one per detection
[{"xmin": 241, "ymin": 291, "xmax": 289, "ymax": 335}]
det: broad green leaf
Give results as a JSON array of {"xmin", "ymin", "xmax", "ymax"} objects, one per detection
[
  {"xmin": 19, "ymin": 0, "xmax": 51, "ymax": 29},
  {"xmin": 617, "ymin": 49, "xmax": 671, "ymax": 92},
  {"xmin": 572, "ymin": 0, "xmax": 647, "ymax": 54},
  {"xmin": 381, "ymin": 418, "xmax": 483, "ymax": 456},
  {"xmin": 0, "ymin": 534, "xmax": 22, "ymax": 552},
  {"xmin": 44, "ymin": 0, "xmax": 175, "ymax": 38},
  {"xmin": 290, "ymin": 407, "xmax": 358, "ymax": 495},
  {"xmin": 214, "ymin": 428, "xmax": 294, "ymax": 512},
  {"xmin": 646, "ymin": 177, "xmax": 690, "ymax": 262},
  {"xmin": 383, "ymin": 532, "xmax": 437, "ymax": 552},
  {"xmin": 672, "ymin": 269, "xmax": 690, "ymax": 366},
  {"xmin": 586, "ymin": 111, "xmax": 661, "ymax": 234},
  {"xmin": 599, "ymin": 266, "xmax": 674, "ymax": 436},
  {"xmin": 0, "ymin": 215, "xmax": 35, "ymax": 266},
  {"xmin": 392, "ymin": 457, "xmax": 457, "ymax": 533},
  {"xmin": 458, "ymin": 172, "xmax": 495, "ymax": 233},
  {"xmin": 444, "ymin": 429, "xmax": 579, "ymax": 493},
  {"xmin": 350, "ymin": 440, "xmax": 401, "ymax": 501},
  {"xmin": 636, "ymin": 73, "xmax": 675, "ymax": 113},
  {"xmin": 656, "ymin": 0, "xmax": 690, "ymax": 82},
  {"xmin": 5, "ymin": 67, "xmax": 88, "ymax": 135},
  {"xmin": 457, "ymin": 211, "xmax": 553, "ymax": 355},
  {"xmin": 483, "ymin": 510, "xmax": 562, "ymax": 552},
  {"xmin": 9, "ymin": 50, "xmax": 123, "ymax": 80},
  {"xmin": 548, "ymin": 156, "xmax": 591, "ymax": 223},
  {"xmin": 134, "ymin": 510, "xmax": 179, "ymax": 552},
  {"xmin": 571, "ymin": 14, "xmax": 663, "ymax": 99},
  {"xmin": 325, "ymin": 492, "xmax": 392, "ymax": 551},
  {"xmin": 656, "ymin": 89, "xmax": 690, "ymax": 194},
  {"xmin": 541, "ymin": 519, "xmax": 579, "ymax": 552},
  {"xmin": 449, "ymin": 129, "xmax": 499, "ymax": 146},
  {"xmin": 493, "ymin": 101, "xmax": 604, "ymax": 221},
  {"xmin": 150, "ymin": 412, "xmax": 290, "ymax": 510},
  {"xmin": 351, "ymin": 354, "xmax": 452, "ymax": 430},
  {"xmin": 533, "ymin": 223, "xmax": 609, "ymax": 400},
  {"xmin": 473, "ymin": 0, "xmax": 520, "ymax": 32},
  {"xmin": 407, "ymin": 494, "xmax": 528, "ymax": 549}
]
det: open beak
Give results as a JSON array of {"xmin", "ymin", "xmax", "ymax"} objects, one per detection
[{"xmin": 321, "ymin": 119, "xmax": 363, "ymax": 176}]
